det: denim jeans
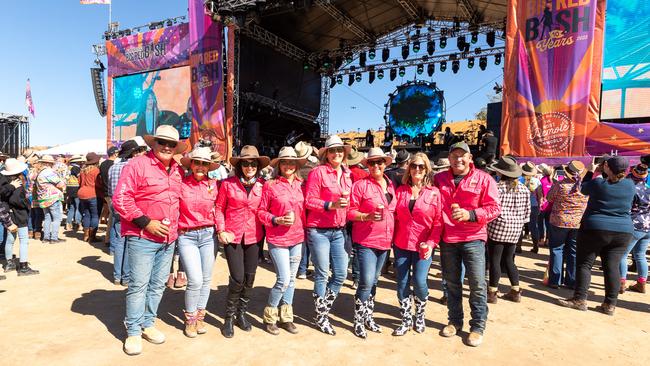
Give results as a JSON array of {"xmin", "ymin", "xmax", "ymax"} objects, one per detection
[
  {"xmin": 529, "ymin": 205, "xmax": 540, "ymax": 243},
  {"xmin": 30, "ymin": 207, "xmax": 44, "ymax": 232},
  {"xmin": 620, "ymin": 230, "xmax": 650, "ymax": 281},
  {"xmin": 548, "ymin": 225, "xmax": 578, "ymax": 287},
  {"xmin": 4, "ymin": 227, "xmax": 29, "ymax": 262},
  {"xmin": 441, "ymin": 262, "xmax": 465, "ymax": 298},
  {"xmin": 307, "ymin": 228, "xmax": 349, "ymax": 297},
  {"xmin": 440, "ymin": 240, "xmax": 488, "ymax": 334},
  {"xmin": 298, "ymin": 241, "xmax": 310, "ymax": 276},
  {"xmin": 43, "ymin": 201, "xmax": 63, "ymax": 241},
  {"xmin": 109, "ymin": 213, "xmax": 121, "ymax": 254},
  {"xmin": 80, "ymin": 198, "xmax": 99, "ymax": 229},
  {"xmin": 67, "ymin": 197, "xmax": 81, "ymax": 225},
  {"xmin": 124, "ymin": 236, "xmax": 175, "ymax": 336},
  {"xmin": 394, "ymin": 246, "xmax": 432, "ymax": 301},
  {"xmin": 112, "ymin": 218, "xmax": 129, "ymax": 283},
  {"xmin": 355, "ymin": 244, "xmax": 388, "ymax": 302},
  {"xmin": 268, "ymin": 242, "xmax": 302, "ymax": 307},
  {"xmin": 178, "ymin": 227, "xmax": 215, "ymax": 312}
]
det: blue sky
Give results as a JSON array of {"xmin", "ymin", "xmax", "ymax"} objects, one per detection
[{"xmin": 0, "ymin": 1, "xmax": 502, "ymax": 147}]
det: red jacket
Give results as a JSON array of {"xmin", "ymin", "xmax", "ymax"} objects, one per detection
[
  {"xmin": 257, "ymin": 177, "xmax": 305, "ymax": 247},
  {"xmin": 433, "ymin": 165, "xmax": 501, "ymax": 244},
  {"xmin": 347, "ymin": 176, "xmax": 396, "ymax": 250},
  {"xmin": 305, "ymin": 164, "xmax": 352, "ymax": 228},
  {"xmin": 112, "ymin": 151, "xmax": 183, "ymax": 244},
  {"xmin": 393, "ymin": 184, "xmax": 443, "ymax": 251},
  {"xmin": 178, "ymin": 175, "xmax": 218, "ymax": 230},
  {"xmin": 215, "ymin": 176, "xmax": 265, "ymax": 245}
]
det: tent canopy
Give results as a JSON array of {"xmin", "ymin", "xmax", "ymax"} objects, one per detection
[{"xmin": 37, "ymin": 139, "xmax": 107, "ymax": 156}]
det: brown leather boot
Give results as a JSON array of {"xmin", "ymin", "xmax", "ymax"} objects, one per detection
[
  {"xmin": 487, "ymin": 290, "xmax": 498, "ymax": 304},
  {"xmin": 82, "ymin": 229, "xmax": 90, "ymax": 242},
  {"xmin": 183, "ymin": 311, "xmax": 198, "ymax": 338},
  {"xmin": 89, "ymin": 228, "xmax": 98, "ymax": 242},
  {"xmin": 196, "ymin": 309, "xmax": 207, "ymax": 334},
  {"xmin": 557, "ymin": 297, "xmax": 587, "ymax": 311},
  {"xmin": 628, "ymin": 281, "xmax": 646, "ymax": 293},
  {"xmin": 595, "ymin": 302, "xmax": 615, "ymax": 316},
  {"xmin": 502, "ymin": 289, "xmax": 522, "ymax": 303}
]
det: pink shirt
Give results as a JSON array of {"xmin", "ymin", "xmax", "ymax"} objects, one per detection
[
  {"xmin": 305, "ymin": 164, "xmax": 352, "ymax": 228},
  {"xmin": 433, "ymin": 165, "xmax": 501, "ymax": 244},
  {"xmin": 258, "ymin": 177, "xmax": 305, "ymax": 247},
  {"xmin": 113, "ymin": 151, "xmax": 183, "ymax": 244},
  {"xmin": 394, "ymin": 184, "xmax": 443, "ymax": 251},
  {"xmin": 347, "ymin": 176, "xmax": 397, "ymax": 251},
  {"xmin": 215, "ymin": 176, "xmax": 265, "ymax": 245},
  {"xmin": 178, "ymin": 175, "xmax": 219, "ymax": 230}
]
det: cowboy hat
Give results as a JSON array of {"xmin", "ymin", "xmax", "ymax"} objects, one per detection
[
  {"xmin": 181, "ymin": 146, "xmax": 219, "ymax": 171},
  {"xmin": 129, "ymin": 136, "xmax": 148, "ymax": 149},
  {"xmin": 394, "ymin": 149, "xmax": 410, "ymax": 164},
  {"xmin": 563, "ymin": 160, "xmax": 587, "ymax": 179},
  {"xmin": 521, "ymin": 161, "xmax": 538, "ymax": 176},
  {"xmin": 1, "ymin": 158, "xmax": 27, "ymax": 176},
  {"xmin": 433, "ymin": 157, "xmax": 451, "ymax": 169},
  {"xmin": 38, "ymin": 155, "xmax": 56, "ymax": 164},
  {"xmin": 537, "ymin": 163, "xmax": 553, "ymax": 177},
  {"xmin": 69, "ymin": 154, "xmax": 86, "ymax": 163},
  {"xmin": 489, "ymin": 156, "xmax": 522, "ymax": 178},
  {"xmin": 143, "ymin": 125, "xmax": 187, "ymax": 153},
  {"xmin": 270, "ymin": 146, "xmax": 307, "ymax": 167},
  {"xmin": 85, "ymin": 152, "xmax": 101, "ymax": 165},
  {"xmin": 361, "ymin": 147, "xmax": 393, "ymax": 166},
  {"xmin": 295, "ymin": 141, "xmax": 314, "ymax": 159},
  {"xmin": 346, "ymin": 146, "xmax": 364, "ymax": 166},
  {"xmin": 117, "ymin": 140, "xmax": 139, "ymax": 159},
  {"xmin": 211, "ymin": 151, "xmax": 223, "ymax": 163},
  {"xmin": 318, "ymin": 135, "xmax": 352, "ymax": 159},
  {"xmin": 229, "ymin": 145, "xmax": 270, "ymax": 169},
  {"xmin": 0, "ymin": 151, "xmax": 8, "ymax": 159}
]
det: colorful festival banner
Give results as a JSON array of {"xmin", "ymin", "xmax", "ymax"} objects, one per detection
[
  {"xmin": 501, "ymin": 0, "xmax": 606, "ymax": 157},
  {"xmin": 25, "ymin": 78, "xmax": 35, "ymax": 118},
  {"xmin": 189, "ymin": 0, "xmax": 228, "ymax": 158},
  {"xmin": 586, "ymin": 122, "xmax": 650, "ymax": 156},
  {"xmin": 106, "ymin": 23, "xmax": 190, "ymax": 78}
]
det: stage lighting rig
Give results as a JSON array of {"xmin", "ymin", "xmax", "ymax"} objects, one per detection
[
  {"xmin": 390, "ymin": 68, "xmax": 397, "ymax": 81},
  {"xmin": 440, "ymin": 61, "xmax": 447, "ymax": 72},
  {"xmin": 382, "ymin": 48, "xmax": 390, "ymax": 62},
  {"xmin": 468, "ymin": 57, "xmax": 474, "ymax": 68},
  {"xmin": 479, "ymin": 56, "xmax": 487, "ymax": 70},
  {"xmin": 336, "ymin": 75, "xmax": 343, "ymax": 84},
  {"xmin": 359, "ymin": 51, "xmax": 367, "ymax": 67},
  {"xmin": 401, "ymin": 45, "xmax": 409, "ymax": 60},
  {"xmin": 452, "ymin": 60, "xmax": 460, "ymax": 74},
  {"xmin": 427, "ymin": 40, "xmax": 435, "ymax": 55},
  {"xmin": 348, "ymin": 74, "xmax": 354, "ymax": 86},
  {"xmin": 416, "ymin": 64, "xmax": 424, "ymax": 75},
  {"xmin": 413, "ymin": 40, "xmax": 420, "ymax": 53},
  {"xmin": 487, "ymin": 31, "xmax": 496, "ymax": 47},
  {"xmin": 427, "ymin": 63, "xmax": 435, "ymax": 76},
  {"xmin": 377, "ymin": 70, "xmax": 384, "ymax": 80},
  {"xmin": 457, "ymin": 35, "xmax": 466, "ymax": 51},
  {"xmin": 369, "ymin": 48, "xmax": 376, "ymax": 60},
  {"xmin": 355, "ymin": 72, "xmax": 362, "ymax": 82},
  {"xmin": 440, "ymin": 36, "xmax": 447, "ymax": 49},
  {"xmin": 369, "ymin": 69, "xmax": 376, "ymax": 84},
  {"xmin": 495, "ymin": 53, "xmax": 502, "ymax": 65}
]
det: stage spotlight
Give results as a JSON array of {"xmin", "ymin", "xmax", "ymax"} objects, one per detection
[
  {"xmin": 457, "ymin": 35, "xmax": 466, "ymax": 51},
  {"xmin": 427, "ymin": 40, "xmax": 435, "ymax": 55},
  {"xmin": 495, "ymin": 53, "xmax": 502, "ymax": 65},
  {"xmin": 413, "ymin": 41, "xmax": 420, "ymax": 53},
  {"xmin": 454, "ymin": 17, "xmax": 461, "ymax": 31},
  {"xmin": 398, "ymin": 66, "xmax": 406, "ymax": 77},
  {"xmin": 377, "ymin": 69, "xmax": 384, "ymax": 80},
  {"xmin": 487, "ymin": 31, "xmax": 496, "ymax": 47},
  {"xmin": 336, "ymin": 75, "xmax": 343, "ymax": 84},
  {"xmin": 369, "ymin": 70, "xmax": 376, "ymax": 84},
  {"xmin": 330, "ymin": 76, "xmax": 336, "ymax": 88},
  {"xmin": 382, "ymin": 48, "xmax": 390, "ymax": 62},
  {"xmin": 440, "ymin": 36, "xmax": 447, "ymax": 49},
  {"xmin": 452, "ymin": 60, "xmax": 460, "ymax": 74},
  {"xmin": 359, "ymin": 51, "xmax": 367, "ymax": 67},
  {"xmin": 471, "ymin": 31, "xmax": 479, "ymax": 44},
  {"xmin": 322, "ymin": 54, "xmax": 332, "ymax": 68},
  {"xmin": 335, "ymin": 55, "xmax": 343, "ymax": 69},
  {"xmin": 355, "ymin": 72, "xmax": 362, "ymax": 82},
  {"xmin": 303, "ymin": 60, "xmax": 310, "ymax": 70},
  {"xmin": 440, "ymin": 61, "xmax": 447, "ymax": 72},
  {"xmin": 390, "ymin": 68, "xmax": 397, "ymax": 81},
  {"xmin": 427, "ymin": 63, "xmax": 435, "ymax": 76},
  {"xmin": 468, "ymin": 57, "xmax": 475, "ymax": 68},
  {"xmin": 166, "ymin": 19, "xmax": 173, "ymax": 27},
  {"xmin": 345, "ymin": 52, "xmax": 354, "ymax": 64},
  {"xmin": 401, "ymin": 45, "xmax": 409, "ymax": 60},
  {"xmin": 416, "ymin": 64, "xmax": 424, "ymax": 75},
  {"xmin": 348, "ymin": 74, "xmax": 354, "ymax": 86},
  {"xmin": 475, "ymin": 47, "xmax": 482, "ymax": 55},
  {"xmin": 369, "ymin": 48, "xmax": 376, "ymax": 60},
  {"xmin": 479, "ymin": 56, "xmax": 488, "ymax": 70}
]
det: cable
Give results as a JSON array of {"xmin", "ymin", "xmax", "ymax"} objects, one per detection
[
  {"xmin": 446, "ymin": 73, "xmax": 504, "ymax": 111},
  {"xmin": 343, "ymin": 85, "xmax": 385, "ymax": 111}
]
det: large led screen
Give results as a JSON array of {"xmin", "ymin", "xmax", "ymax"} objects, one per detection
[{"xmin": 387, "ymin": 84, "xmax": 444, "ymax": 139}]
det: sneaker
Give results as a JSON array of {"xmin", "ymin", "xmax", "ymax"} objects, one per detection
[
  {"xmin": 557, "ymin": 297, "xmax": 587, "ymax": 311},
  {"xmin": 297, "ymin": 273, "xmax": 307, "ymax": 280},
  {"xmin": 141, "ymin": 327, "xmax": 165, "ymax": 344},
  {"xmin": 440, "ymin": 324, "xmax": 460, "ymax": 337},
  {"xmin": 467, "ymin": 331, "xmax": 483, "ymax": 347},
  {"xmin": 123, "ymin": 336, "xmax": 142, "ymax": 355}
]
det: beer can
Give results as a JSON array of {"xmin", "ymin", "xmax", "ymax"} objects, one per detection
[{"xmin": 375, "ymin": 204, "xmax": 384, "ymax": 221}]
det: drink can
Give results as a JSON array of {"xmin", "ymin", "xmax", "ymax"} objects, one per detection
[
  {"xmin": 419, "ymin": 242, "xmax": 429, "ymax": 259},
  {"xmin": 286, "ymin": 210, "xmax": 295, "ymax": 222},
  {"xmin": 162, "ymin": 218, "xmax": 170, "ymax": 226},
  {"xmin": 375, "ymin": 204, "xmax": 384, "ymax": 221}
]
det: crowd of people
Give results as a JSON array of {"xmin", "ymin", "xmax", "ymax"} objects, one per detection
[{"xmin": 1, "ymin": 125, "xmax": 649, "ymax": 356}]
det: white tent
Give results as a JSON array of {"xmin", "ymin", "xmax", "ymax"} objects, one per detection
[{"xmin": 37, "ymin": 139, "xmax": 107, "ymax": 156}]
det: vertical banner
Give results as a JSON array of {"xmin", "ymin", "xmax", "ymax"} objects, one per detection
[
  {"xmin": 501, "ymin": 0, "xmax": 605, "ymax": 157},
  {"xmin": 189, "ymin": 0, "xmax": 228, "ymax": 157}
]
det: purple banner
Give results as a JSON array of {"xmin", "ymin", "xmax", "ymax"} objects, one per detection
[{"xmin": 106, "ymin": 24, "xmax": 190, "ymax": 77}]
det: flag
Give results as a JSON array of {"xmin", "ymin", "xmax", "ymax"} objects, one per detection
[
  {"xmin": 25, "ymin": 79, "xmax": 35, "ymax": 118},
  {"xmin": 80, "ymin": 0, "xmax": 111, "ymax": 4}
]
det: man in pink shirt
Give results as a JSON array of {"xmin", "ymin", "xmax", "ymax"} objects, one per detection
[
  {"xmin": 433, "ymin": 142, "xmax": 500, "ymax": 347},
  {"xmin": 113, "ymin": 126, "xmax": 186, "ymax": 356}
]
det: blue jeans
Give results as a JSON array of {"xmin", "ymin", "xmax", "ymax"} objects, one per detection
[
  {"xmin": 548, "ymin": 225, "xmax": 578, "ymax": 287},
  {"xmin": 30, "ymin": 207, "xmax": 44, "ymax": 232},
  {"xmin": 394, "ymin": 246, "xmax": 433, "ymax": 301},
  {"xmin": 440, "ymin": 240, "xmax": 488, "ymax": 334},
  {"xmin": 67, "ymin": 197, "xmax": 81, "ymax": 225},
  {"xmin": 355, "ymin": 244, "xmax": 388, "ymax": 302},
  {"xmin": 620, "ymin": 230, "xmax": 650, "ymax": 281},
  {"xmin": 441, "ymin": 262, "xmax": 465, "ymax": 298},
  {"xmin": 4, "ymin": 227, "xmax": 29, "ymax": 262},
  {"xmin": 111, "ymin": 218, "xmax": 129, "ymax": 283},
  {"xmin": 268, "ymin": 242, "xmax": 302, "ymax": 307},
  {"xmin": 298, "ymin": 241, "xmax": 310, "ymax": 275},
  {"xmin": 43, "ymin": 201, "xmax": 63, "ymax": 241},
  {"xmin": 307, "ymin": 228, "xmax": 349, "ymax": 297},
  {"xmin": 529, "ymin": 205, "xmax": 540, "ymax": 243},
  {"xmin": 178, "ymin": 228, "xmax": 215, "ymax": 312},
  {"xmin": 124, "ymin": 236, "xmax": 175, "ymax": 336},
  {"xmin": 80, "ymin": 198, "xmax": 99, "ymax": 229}
]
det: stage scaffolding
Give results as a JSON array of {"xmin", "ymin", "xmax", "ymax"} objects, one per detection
[{"xmin": 0, "ymin": 113, "xmax": 30, "ymax": 157}]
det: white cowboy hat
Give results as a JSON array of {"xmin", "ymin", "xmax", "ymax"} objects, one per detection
[
  {"xmin": 129, "ymin": 136, "xmax": 148, "ymax": 148},
  {"xmin": 38, "ymin": 155, "xmax": 56, "ymax": 164},
  {"xmin": 318, "ymin": 135, "xmax": 352, "ymax": 159},
  {"xmin": 294, "ymin": 141, "xmax": 314, "ymax": 159},
  {"xmin": 143, "ymin": 125, "xmax": 187, "ymax": 153},
  {"xmin": 180, "ymin": 146, "xmax": 219, "ymax": 171},
  {"xmin": 270, "ymin": 146, "xmax": 307, "ymax": 167},
  {"xmin": 1, "ymin": 158, "xmax": 28, "ymax": 176},
  {"xmin": 229, "ymin": 145, "xmax": 270, "ymax": 169},
  {"xmin": 361, "ymin": 147, "xmax": 393, "ymax": 166},
  {"xmin": 69, "ymin": 154, "xmax": 85, "ymax": 163}
]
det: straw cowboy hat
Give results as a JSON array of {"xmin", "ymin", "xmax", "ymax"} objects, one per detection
[
  {"xmin": 38, "ymin": 155, "xmax": 56, "ymax": 164},
  {"xmin": 180, "ymin": 146, "xmax": 219, "ymax": 171},
  {"xmin": 1, "ymin": 158, "xmax": 28, "ymax": 176},
  {"xmin": 270, "ymin": 146, "xmax": 307, "ymax": 167},
  {"xmin": 537, "ymin": 163, "xmax": 553, "ymax": 177},
  {"xmin": 346, "ymin": 146, "xmax": 364, "ymax": 166},
  {"xmin": 361, "ymin": 147, "xmax": 393, "ymax": 166},
  {"xmin": 229, "ymin": 145, "xmax": 270, "ymax": 169},
  {"xmin": 563, "ymin": 160, "xmax": 587, "ymax": 179},
  {"xmin": 318, "ymin": 135, "xmax": 352, "ymax": 159},
  {"xmin": 211, "ymin": 151, "xmax": 223, "ymax": 163},
  {"xmin": 294, "ymin": 141, "xmax": 315, "ymax": 159},
  {"xmin": 521, "ymin": 161, "xmax": 538, "ymax": 176},
  {"xmin": 433, "ymin": 157, "xmax": 451, "ymax": 169},
  {"xmin": 69, "ymin": 154, "xmax": 86, "ymax": 163},
  {"xmin": 143, "ymin": 125, "xmax": 187, "ymax": 153},
  {"xmin": 489, "ymin": 156, "xmax": 522, "ymax": 178},
  {"xmin": 85, "ymin": 152, "xmax": 101, "ymax": 165}
]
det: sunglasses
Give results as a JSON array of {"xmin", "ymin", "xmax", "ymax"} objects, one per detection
[
  {"xmin": 192, "ymin": 160, "xmax": 211, "ymax": 167},
  {"xmin": 409, "ymin": 163, "xmax": 426, "ymax": 170},
  {"xmin": 328, "ymin": 147, "xmax": 345, "ymax": 154},
  {"xmin": 240, "ymin": 160, "xmax": 258, "ymax": 168},
  {"xmin": 156, "ymin": 139, "xmax": 178, "ymax": 148},
  {"xmin": 367, "ymin": 159, "xmax": 386, "ymax": 167},
  {"xmin": 279, "ymin": 160, "xmax": 298, "ymax": 165}
]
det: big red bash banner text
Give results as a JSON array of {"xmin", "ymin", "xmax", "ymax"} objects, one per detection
[{"xmin": 501, "ymin": 0, "xmax": 605, "ymax": 157}]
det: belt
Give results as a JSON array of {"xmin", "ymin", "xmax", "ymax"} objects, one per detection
[
  {"xmin": 313, "ymin": 226, "xmax": 345, "ymax": 231},
  {"xmin": 179, "ymin": 225, "xmax": 214, "ymax": 235}
]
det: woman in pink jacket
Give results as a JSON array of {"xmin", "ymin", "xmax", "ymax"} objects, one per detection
[
  {"xmin": 392, "ymin": 152, "xmax": 442, "ymax": 336},
  {"xmin": 347, "ymin": 147, "xmax": 397, "ymax": 339},
  {"xmin": 215, "ymin": 145, "xmax": 269, "ymax": 338},
  {"xmin": 258, "ymin": 147, "xmax": 306, "ymax": 335}
]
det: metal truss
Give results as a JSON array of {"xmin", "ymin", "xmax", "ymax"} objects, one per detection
[
  {"xmin": 0, "ymin": 113, "xmax": 29, "ymax": 123},
  {"xmin": 313, "ymin": 0, "xmax": 374, "ymax": 42},
  {"xmin": 316, "ymin": 76, "xmax": 330, "ymax": 137},
  {"xmin": 240, "ymin": 23, "xmax": 310, "ymax": 62},
  {"xmin": 457, "ymin": 0, "xmax": 483, "ymax": 25},
  {"xmin": 241, "ymin": 92, "xmax": 319, "ymax": 121},
  {"xmin": 395, "ymin": 0, "xmax": 419, "ymax": 21}
]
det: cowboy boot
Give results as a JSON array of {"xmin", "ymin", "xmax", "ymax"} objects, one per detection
[
  {"xmin": 221, "ymin": 278, "xmax": 242, "ymax": 338},
  {"xmin": 89, "ymin": 228, "xmax": 97, "ymax": 243},
  {"xmin": 4, "ymin": 255, "xmax": 17, "ymax": 272},
  {"xmin": 174, "ymin": 271, "xmax": 188, "ymax": 288},
  {"xmin": 628, "ymin": 281, "xmax": 646, "ymax": 293},
  {"xmin": 236, "ymin": 273, "xmax": 255, "ymax": 331},
  {"xmin": 196, "ymin": 309, "xmax": 207, "ymax": 335},
  {"xmin": 263, "ymin": 306, "xmax": 280, "ymax": 335},
  {"xmin": 353, "ymin": 297, "xmax": 367, "ymax": 339},
  {"xmin": 364, "ymin": 294, "xmax": 381, "ymax": 333},
  {"xmin": 392, "ymin": 296, "xmax": 412, "ymax": 336},
  {"xmin": 17, "ymin": 262, "xmax": 39, "ymax": 276},
  {"xmin": 313, "ymin": 293, "xmax": 336, "ymax": 335},
  {"xmin": 279, "ymin": 303, "xmax": 298, "ymax": 334},
  {"xmin": 183, "ymin": 310, "xmax": 198, "ymax": 338},
  {"xmin": 413, "ymin": 296, "xmax": 427, "ymax": 333},
  {"xmin": 82, "ymin": 228, "xmax": 90, "ymax": 242}
]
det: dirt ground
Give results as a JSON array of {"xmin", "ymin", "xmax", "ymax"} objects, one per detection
[{"xmin": 1, "ymin": 226, "xmax": 649, "ymax": 365}]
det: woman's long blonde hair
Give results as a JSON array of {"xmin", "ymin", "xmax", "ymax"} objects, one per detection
[{"xmin": 402, "ymin": 152, "xmax": 432, "ymax": 187}]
